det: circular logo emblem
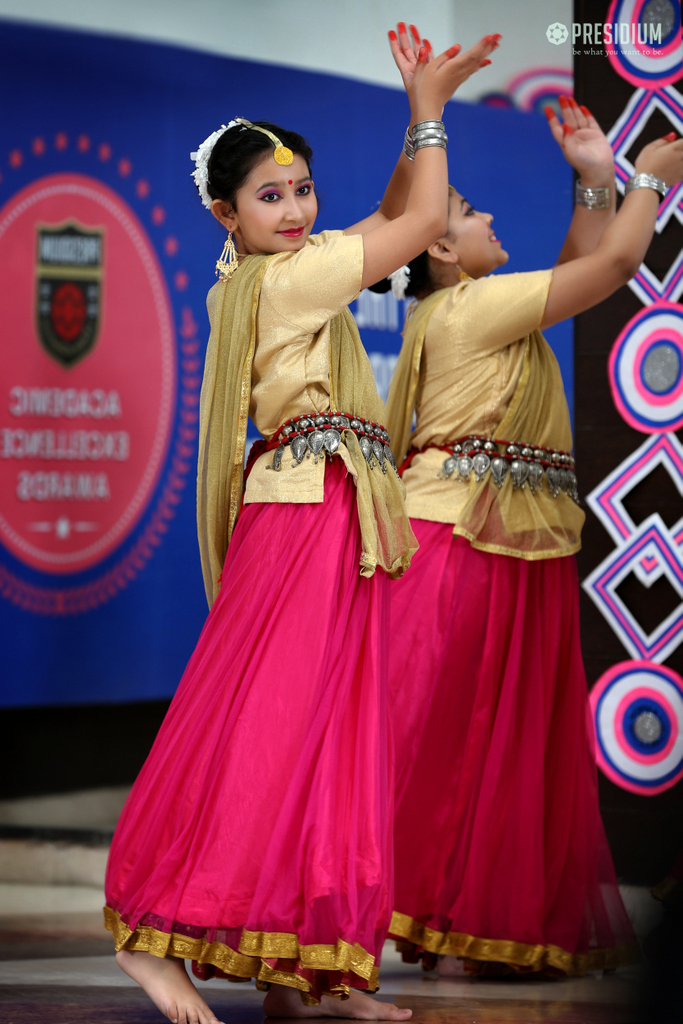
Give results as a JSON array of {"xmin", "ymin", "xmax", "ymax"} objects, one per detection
[
  {"xmin": 608, "ymin": 301, "xmax": 683, "ymax": 434},
  {"xmin": 546, "ymin": 23, "xmax": 569, "ymax": 45},
  {"xmin": 605, "ymin": 0, "xmax": 683, "ymax": 87},
  {"xmin": 0, "ymin": 173, "xmax": 176, "ymax": 574},
  {"xmin": 590, "ymin": 660, "xmax": 683, "ymax": 795}
]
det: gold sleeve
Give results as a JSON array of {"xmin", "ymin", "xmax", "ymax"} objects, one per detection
[
  {"xmin": 441, "ymin": 270, "xmax": 553, "ymax": 355},
  {"xmin": 261, "ymin": 232, "xmax": 364, "ymax": 334}
]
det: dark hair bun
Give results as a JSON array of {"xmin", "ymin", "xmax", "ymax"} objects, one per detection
[{"xmin": 368, "ymin": 278, "xmax": 392, "ymax": 294}]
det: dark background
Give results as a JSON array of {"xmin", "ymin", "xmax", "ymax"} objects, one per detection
[{"xmin": 574, "ymin": 0, "xmax": 683, "ymax": 883}]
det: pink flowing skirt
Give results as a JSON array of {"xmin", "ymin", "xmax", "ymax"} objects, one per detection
[
  {"xmin": 104, "ymin": 460, "xmax": 392, "ymax": 1003},
  {"xmin": 388, "ymin": 519, "xmax": 638, "ymax": 974}
]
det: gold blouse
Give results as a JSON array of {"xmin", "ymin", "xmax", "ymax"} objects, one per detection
[
  {"xmin": 394, "ymin": 271, "xmax": 585, "ymax": 559},
  {"xmin": 244, "ymin": 230, "xmax": 363, "ymax": 505}
]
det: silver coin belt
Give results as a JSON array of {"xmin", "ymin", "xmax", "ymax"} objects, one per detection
[
  {"xmin": 266, "ymin": 412, "xmax": 398, "ymax": 475},
  {"xmin": 437, "ymin": 435, "xmax": 579, "ymax": 503}
]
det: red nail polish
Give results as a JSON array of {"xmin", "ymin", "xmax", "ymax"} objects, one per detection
[
  {"xmin": 398, "ymin": 22, "xmax": 406, "ymax": 33},
  {"xmin": 388, "ymin": 30, "xmax": 397, "ymax": 41},
  {"xmin": 446, "ymin": 45, "xmax": 460, "ymax": 57},
  {"xmin": 663, "ymin": 131, "xmax": 677, "ymax": 140},
  {"xmin": 580, "ymin": 105, "xmax": 591, "ymax": 116},
  {"xmin": 409, "ymin": 24, "xmax": 420, "ymax": 40},
  {"xmin": 417, "ymin": 46, "xmax": 427, "ymax": 62},
  {"xmin": 480, "ymin": 58, "xmax": 492, "ymax": 66},
  {"xmin": 563, "ymin": 123, "xmax": 573, "ymax": 135},
  {"xmin": 491, "ymin": 33, "xmax": 503, "ymax": 40},
  {"xmin": 558, "ymin": 95, "xmax": 570, "ymax": 106},
  {"xmin": 543, "ymin": 106, "xmax": 556, "ymax": 121},
  {"xmin": 423, "ymin": 38, "xmax": 432, "ymax": 51},
  {"xmin": 568, "ymin": 97, "xmax": 579, "ymax": 108}
]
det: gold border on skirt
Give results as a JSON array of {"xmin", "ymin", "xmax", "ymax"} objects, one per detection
[
  {"xmin": 104, "ymin": 906, "xmax": 379, "ymax": 1002},
  {"xmin": 389, "ymin": 910, "xmax": 640, "ymax": 974}
]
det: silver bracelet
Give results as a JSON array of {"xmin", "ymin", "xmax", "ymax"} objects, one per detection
[
  {"xmin": 414, "ymin": 135, "xmax": 448, "ymax": 151},
  {"xmin": 412, "ymin": 120, "xmax": 445, "ymax": 134},
  {"xmin": 575, "ymin": 180, "xmax": 611, "ymax": 209},
  {"xmin": 413, "ymin": 126, "xmax": 448, "ymax": 141},
  {"xmin": 625, "ymin": 172, "xmax": 667, "ymax": 199},
  {"xmin": 403, "ymin": 126, "xmax": 415, "ymax": 162},
  {"xmin": 412, "ymin": 118, "xmax": 447, "ymax": 153}
]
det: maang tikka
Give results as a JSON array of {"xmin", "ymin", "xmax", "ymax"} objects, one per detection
[{"xmin": 216, "ymin": 232, "xmax": 239, "ymax": 281}]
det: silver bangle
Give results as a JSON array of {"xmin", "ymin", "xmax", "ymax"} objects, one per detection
[
  {"xmin": 412, "ymin": 119, "xmax": 445, "ymax": 134},
  {"xmin": 575, "ymin": 180, "xmax": 611, "ymax": 209},
  {"xmin": 625, "ymin": 172, "xmax": 667, "ymax": 199},
  {"xmin": 413, "ymin": 135, "xmax": 448, "ymax": 152},
  {"xmin": 403, "ymin": 126, "xmax": 415, "ymax": 162},
  {"xmin": 413, "ymin": 126, "xmax": 448, "ymax": 142}
]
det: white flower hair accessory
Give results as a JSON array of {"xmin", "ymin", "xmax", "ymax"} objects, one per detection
[
  {"xmin": 389, "ymin": 264, "xmax": 410, "ymax": 301},
  {"xmin": 190, "ymin": 120, "xmax": 241, "ymax": 209}
]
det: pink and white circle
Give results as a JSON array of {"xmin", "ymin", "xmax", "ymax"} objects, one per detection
[
  {"xmin": 590, "ymin": 660, "xmax": 683, "ymax": 795},
  {"xmin": 605, "ymin": 0, "xmax": 683, "ymax": 88},
  {"xmin": 608, "ymin": 302, "xmax": 683, "ymax": 433}
]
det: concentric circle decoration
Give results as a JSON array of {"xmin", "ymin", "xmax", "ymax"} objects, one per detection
[
  {"xmin": 590, "ymin": 660, "xmax": 683, "ymax": 795},
  {"xmin": 505, "ymin": 68, "xmax": 574, "ymax": 114},
  {"xmin": 608, "ymin": 301, "xmax": 683, "ymax": 433},
  {"xmin": 605, "ymin": 0, "xmax": 683, "ymax": 88}
]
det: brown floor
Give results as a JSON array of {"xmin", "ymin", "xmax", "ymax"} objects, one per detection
[{"xmin": 0, "ymin": 907, "xmax": 643, "ymax": 1024}]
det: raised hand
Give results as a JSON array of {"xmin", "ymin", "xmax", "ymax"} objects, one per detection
[
  {"xmin": 388, "ymin": 22, "xmax": 436, "ymax": 102},
  {"xmin": 410, "ymin": 34, "xmax": 500, "ymax": 114},
  {"xmin": 389, "ymin": 26, "xmax": 499, "ymax": 111},
  {"xmin": 635, "ymin": 133, "xmax": 683, "ymax": 187},
  {"xmin": 544, "ymin": 97, "xmax": 614, "ymax": 183}
]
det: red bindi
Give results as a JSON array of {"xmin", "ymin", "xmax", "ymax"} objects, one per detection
[{"xmin": 288, "ymin": 180, "xmax": 293, "ymax": 185}]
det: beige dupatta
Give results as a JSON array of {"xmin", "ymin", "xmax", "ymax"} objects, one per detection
[{"xmin": 197, "ymin": 257, "xmax": 416, "ymax": 607}]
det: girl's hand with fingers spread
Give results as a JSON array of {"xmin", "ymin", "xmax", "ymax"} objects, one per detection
[
  {"xmin": 412, "ymin": 34, "xmax": 500, "ymax": 114},
  {"xmin": 544, "ymin": 96, "xmax": 614, "ymax": 184},
  {"xmin": 388, "ymin": 22, "xmax": 436, "ymax": 109},
  {"xmin": 635, "ymin": 134, "xmax": 683, "ymax": 187}
]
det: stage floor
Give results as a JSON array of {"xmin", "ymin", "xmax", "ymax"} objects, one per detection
[{"xmin": 0, "ymin": 883, "xmax": 642, "ymax": 1023}]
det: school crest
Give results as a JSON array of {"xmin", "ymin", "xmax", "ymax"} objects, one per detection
[{"xmin": 35, "ymin": 221, "xmax": 103, "ymax": 366}]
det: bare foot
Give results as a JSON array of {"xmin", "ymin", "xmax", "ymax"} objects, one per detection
[
  {"xmin": 263, "ymin": 983, "xmax": 412, "ymax": 1019},
  {"xmin": 436, "ymin": 955, "xmax": 466, "ymax": 977},
  {"xmin": 116, "ymin": 949, "xmax": 226, "ymax": 1024}
]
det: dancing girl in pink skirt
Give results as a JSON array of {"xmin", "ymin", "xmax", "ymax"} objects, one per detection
[
  {"xmin": 381, "ymin": 34, "xmax": 683, "ymax": 977},
  {"xmin": 103, "ymin": 27, "xmax": 500, "ymax": 1024}
]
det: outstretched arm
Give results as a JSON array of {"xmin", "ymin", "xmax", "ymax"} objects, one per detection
[
  {"xmin": 345, "ymin": 26, "xmax": 499, "ymax": 236},
  {"xmin": 543, "ymin": 136, "xmax": 683, "ymax": 327},
  {"xmin": 545, "ymin": 96, "xmax": 617, "ymax": 265},
  {"xmin": 353, "ymin": 40, "xmax": 499, "ymax": 290}
]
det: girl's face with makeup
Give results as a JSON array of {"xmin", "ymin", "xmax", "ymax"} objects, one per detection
[
  {"xmin": 444, "ymin": 189, "xmax": 508, "ymax": 279},
  {"xmin": 212, "ymin": 152, "xmax": 317, "ymax": 255}
]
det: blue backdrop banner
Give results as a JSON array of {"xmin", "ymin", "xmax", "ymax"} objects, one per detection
[{"xmin": 0, "ymin": 20, "xmax": 573, "ymax": 708}]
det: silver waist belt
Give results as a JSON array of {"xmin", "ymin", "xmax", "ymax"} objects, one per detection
[
  {"xmin": 267, "ymin": 412, "xmax": 398, "ymax": 475},
  {"xmin": 436, "ymin": 434, "xmax": 579, "ymax": 503}
]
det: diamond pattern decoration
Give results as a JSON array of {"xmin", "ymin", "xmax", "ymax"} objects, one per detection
[
  {"xmin": 583, "ymin": 514, "xmax": 683, "ymax": 663},
  {"xmin": 585, "ymin": 433, "xmax": 683, "ymax": 585}
]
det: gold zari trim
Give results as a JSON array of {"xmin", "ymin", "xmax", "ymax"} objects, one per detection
[
  {"xmin": 451, "ymin": 525, "xmax": 582, "ymax": 561},
  {"xmin": 389, "ymin": 910, "xmax": 640, "ymax": 975},
  {"xmin": 241, "ymin": 929, "xmax": 377, "ymax": 981},
  {"xmin": 104, "ymin": 907, "xmax": 379, "ymax": 998}
]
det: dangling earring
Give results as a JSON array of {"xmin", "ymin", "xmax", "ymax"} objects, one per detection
[
  {"xmin": 456, "ymin": 264, "xmax": 470, "ymax": 282},
  {"xmin": 216, "ymin": 232, "xmax": 239, "ymax": 281}
]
